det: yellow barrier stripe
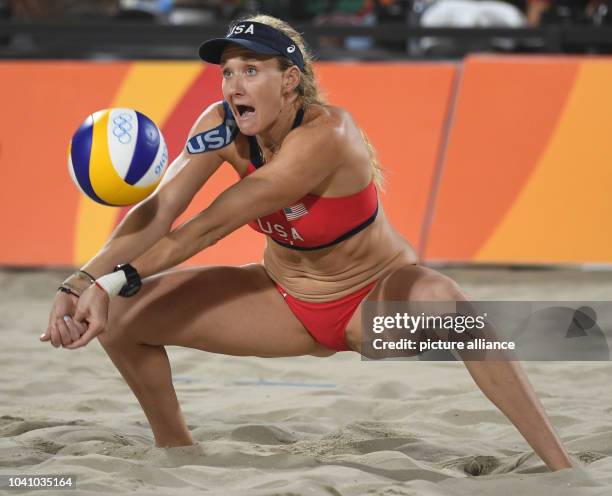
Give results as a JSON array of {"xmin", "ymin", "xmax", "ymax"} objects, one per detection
[
  {"xmin": 476, "ymin": 61, "xmax": 612, "ymax": 263},
  {"xmin": 74, "ymin": 62, "xmax": 203, "ymax": 265}
]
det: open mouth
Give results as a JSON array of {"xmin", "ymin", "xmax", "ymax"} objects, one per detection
[{"xmin": 236, "ymin": 104, "xmax": 256, "ymax": 118}]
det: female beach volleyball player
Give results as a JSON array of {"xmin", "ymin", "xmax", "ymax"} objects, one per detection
[{"xmin": 42, "ymin": 15, "xmax": 574, "ymax": 471}]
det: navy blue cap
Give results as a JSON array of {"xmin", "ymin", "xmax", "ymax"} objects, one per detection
[{"xmin": 199, "ymin": 21, "xmax": 305, "ymax": 71}]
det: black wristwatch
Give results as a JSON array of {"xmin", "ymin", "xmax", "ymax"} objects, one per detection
[{"xmin": 113, "ymin": 263, "xmax": 142, "ymax": 297}]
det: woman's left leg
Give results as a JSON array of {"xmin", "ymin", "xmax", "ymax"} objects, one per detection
[{"xmin": 344, "ymin": 264, "xmax": 574, "ymax": 471}]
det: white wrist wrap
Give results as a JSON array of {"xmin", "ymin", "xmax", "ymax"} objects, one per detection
[{"xmin": 96, "ymin": 271, "xmax": 127, "ymax": 298}]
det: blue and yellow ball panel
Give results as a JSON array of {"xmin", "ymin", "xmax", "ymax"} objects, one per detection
[
  {"xmin": 68, "ymin": 115, "xmax": 109, "ymax": 205},
  {"xmin": 125, "ymin": 112, "xmax": 160, "ymax": 185}
]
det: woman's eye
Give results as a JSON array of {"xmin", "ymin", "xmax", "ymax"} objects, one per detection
[
  {"xmin": 246, "ymin": 67, "xmax": 257, "ymax": 76},
  {"xmin": 222, "ymin": 69, "xmax": 232, "ymax": 78}
]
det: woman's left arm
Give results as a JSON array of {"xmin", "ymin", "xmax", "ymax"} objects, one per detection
[{"xmin": 464, "ymin": 359, "xmax": 574, "ymax": 470}]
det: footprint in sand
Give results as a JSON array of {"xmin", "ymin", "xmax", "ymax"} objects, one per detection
[
  {"xmin": 28, "ymin": 438, "xmax": 64, "ymax": 454},
  {"xmin": 577, "ymin": 451, "xmax": 607, "ymax": 464},
  {"xmin": 442, "ymin": 455, "xmax": 501, "ymax": 475}
]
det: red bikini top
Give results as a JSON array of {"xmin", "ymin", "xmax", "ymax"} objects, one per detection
[{"xmin": 243, "ymin": 165, "xmax": 378, "ymax": 250}]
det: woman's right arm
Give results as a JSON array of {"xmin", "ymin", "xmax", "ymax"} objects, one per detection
[{"xmin": 42, "ymin": 102, "xmax": 228, "ymax": 347}]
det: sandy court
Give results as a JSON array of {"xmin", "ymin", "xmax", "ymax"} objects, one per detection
[{"xmin": 0, "ymin": 266, "xmax": 611, "ymax": 495}]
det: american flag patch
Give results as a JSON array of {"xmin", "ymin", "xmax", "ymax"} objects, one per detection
[{"xmin": 283, "ymin": 203, "xmax": 308, "ymax": 220}]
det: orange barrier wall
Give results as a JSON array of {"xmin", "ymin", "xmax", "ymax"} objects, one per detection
[
  {"xmin": 4, "ymin": 56, "xmax": 610, "ymax": 268},
  {"xmin": 0, "ymin": 61, "xmax": 455, "ymax": 268},
  {"xmin": 425, "ymin": 55, "xmax": 612, "ymax": 265}
]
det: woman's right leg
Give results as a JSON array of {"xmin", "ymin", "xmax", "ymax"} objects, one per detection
[{"xmin": 98, "ymin": 263, "xmax": 331, "ymax": 447}]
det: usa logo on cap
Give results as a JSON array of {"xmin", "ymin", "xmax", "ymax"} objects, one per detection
[{"xmin": 228, "ymin": 23, "xmax": 255, "ymax": 36}]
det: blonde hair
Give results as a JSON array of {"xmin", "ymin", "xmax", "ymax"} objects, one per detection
[{"xmin": 237, "ymin": 14, "xmax": 384, "ymax": 187}]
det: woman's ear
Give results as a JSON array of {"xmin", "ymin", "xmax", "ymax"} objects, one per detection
[{"xmin": 283, "ymin": 66, "xmax": 301, "ymax": 94}]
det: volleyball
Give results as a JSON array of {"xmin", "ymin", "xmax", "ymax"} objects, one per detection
[{"xmin": 68, "ymin": 108, "xmax": 169, "ymax": 206}]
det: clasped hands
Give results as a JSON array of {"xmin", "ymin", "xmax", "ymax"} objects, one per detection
[{"xmin": 40, "ymin": 284, "xmax": 110, "ymax": 350}]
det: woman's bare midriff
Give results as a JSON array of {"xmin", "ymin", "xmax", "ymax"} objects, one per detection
[{"xmin": 262, "ymin": 206, "xmax": 418, "ymax": 302}]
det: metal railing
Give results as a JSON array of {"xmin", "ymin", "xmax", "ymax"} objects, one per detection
[{"xmin": 0, "ymin": 20, "xmax": 611, "ymax": 60}]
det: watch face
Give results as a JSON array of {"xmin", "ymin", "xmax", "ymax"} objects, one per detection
[{"xmin": 120, "ymin": 285, "xmax": 141, "ymax": 297}]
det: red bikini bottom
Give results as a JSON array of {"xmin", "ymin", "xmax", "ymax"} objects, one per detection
[{"xmin": 275, "ymin": 280, "xmax": 378, "ymax": 351}]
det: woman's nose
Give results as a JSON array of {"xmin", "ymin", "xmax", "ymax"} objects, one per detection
[{"xmin": 225, "ymin": 74, "xmax": 245, "ymax": 97}]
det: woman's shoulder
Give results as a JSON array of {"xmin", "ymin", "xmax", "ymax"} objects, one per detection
[
  {"xmin": 298, "ymin": 104, "xmax": 358, "ymax": 147},
  {"xmin": 185, "ymin": 101, "xmax": 241, "ymax": 158},
  {"xmin": 303, "ymin": 104, "xmax": 354, "ymax": 128},
  {"xmin": 189, "ymin": 100, "xmax": 228, "ymax": 135}
]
